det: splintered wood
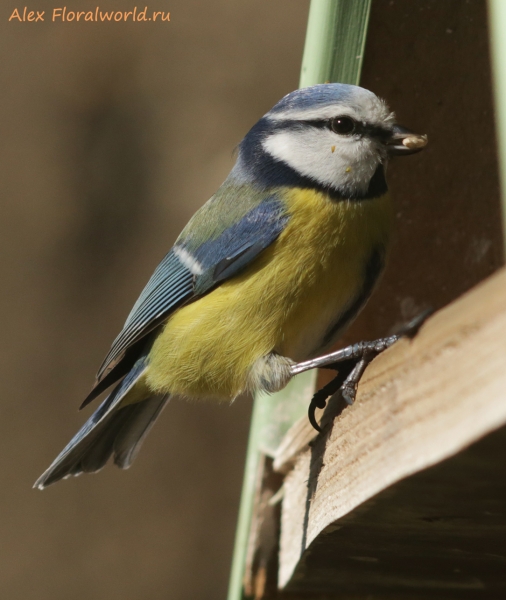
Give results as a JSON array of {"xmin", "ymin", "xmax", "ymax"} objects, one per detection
[{"xmin": 270, "ymin": 266, "xmax": 506, "ymax": 595}]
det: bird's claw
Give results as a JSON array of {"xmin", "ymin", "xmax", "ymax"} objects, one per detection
[
  {"xmin": 342, "ymin": 382, "xmax": 357, "ymax": 405},
  {"xmin": 306, "ymin": 308, "xmax": 432, "ymax": 432}
]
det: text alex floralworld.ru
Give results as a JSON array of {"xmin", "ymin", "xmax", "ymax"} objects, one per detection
[{"xmin": 9, "ymin": 7, "xmax": 170, "ymax": 22}]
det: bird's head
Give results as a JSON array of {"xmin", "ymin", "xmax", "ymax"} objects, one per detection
[{"xmin": 234, "ymin": 83, "xmax": 427, "ymax": 199}]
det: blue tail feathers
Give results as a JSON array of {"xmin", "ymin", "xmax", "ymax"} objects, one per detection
[{"xmin": 34, "ymin": 355, "xmax": 168, "ymax": 489}]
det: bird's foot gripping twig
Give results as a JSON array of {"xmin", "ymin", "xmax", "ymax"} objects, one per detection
[{"xmin": 292, "ymin": 309, "xmax": 432, "ymax": 433}]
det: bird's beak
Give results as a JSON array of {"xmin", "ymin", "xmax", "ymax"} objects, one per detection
[{"xmin": 386, "ymin": 124, "xmax": 428, "ymax": 156}]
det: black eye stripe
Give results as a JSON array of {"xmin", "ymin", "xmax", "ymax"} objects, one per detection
[
  {"xmin": 364, "ymin": 124, "xmax": 393, "ymax": 142},
  {"xmin": 265, "ymin": 116, "xmax": 393, "ymax": 141},
  {"xmin": 302, "ymin": 119, "xmax": 333, "ymax": 130},
  {"xmin": 302, "ymin": 118, "xmax": 392, "ymax": 140}
]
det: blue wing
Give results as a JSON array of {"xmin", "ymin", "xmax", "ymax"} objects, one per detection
[
  {"xmin": 83, "ymin": 192, "xmax": 289, "ymax": 406},
  {"xmin": 187, "ymin": 195, "xmax": 289, "ymax": 293}
]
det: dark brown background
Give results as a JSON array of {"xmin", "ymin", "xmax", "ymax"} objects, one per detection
[
  {"xmin": 0, "ymin": 1, "xmax": 503, "ymax": 599},
  {"xmin": 342, "ymin": 0, "xmax": 504, "ymax": 347},
  {"xmin": 319, "ymin": 0, "xmax": 504, "ymax": 389}
]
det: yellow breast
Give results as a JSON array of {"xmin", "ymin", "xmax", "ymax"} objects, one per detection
[{"xmin": 145, "ymin": 188, "xmax": 393, "ymax": 400}]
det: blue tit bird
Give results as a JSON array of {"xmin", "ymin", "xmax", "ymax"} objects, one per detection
[{"xmin": 35, "ymin": 83, "xmax": 427, "ymax": 489}]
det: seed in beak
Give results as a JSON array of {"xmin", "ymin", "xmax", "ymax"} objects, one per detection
[{"xmin": 402, "ymin": 134, "xmax": 428, "ymax": 150}]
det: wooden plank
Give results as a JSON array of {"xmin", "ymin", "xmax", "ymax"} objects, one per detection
[
  {"xmin": 277, "ymin": 266, "xmax": 506, "ymax": 593},
  {"xmin": 242, "ymin": 454, "xmax": 283, "ymax": 600},
  {"xmin": 280, "ymin": 425, "xmax": 506, "ymax": 599}
]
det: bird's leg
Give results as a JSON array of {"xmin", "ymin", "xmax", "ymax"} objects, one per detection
[
  {"xmin": 304, "ymin": 344, "xmax": 387, "ymax": 433},
  {"xmin": 301, "ymin": 309, "xmax": 432, "ymax": 432},
  {"xmin": 291, "ymin": 335, "xmax": 399, "ymax": 377}
]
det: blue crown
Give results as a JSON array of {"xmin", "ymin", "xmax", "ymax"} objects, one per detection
[{"xmin": 269, "ymin": 83, "xmax": 366, "ymax": 115}]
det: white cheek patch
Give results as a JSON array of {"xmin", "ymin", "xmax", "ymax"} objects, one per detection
[{"xmin": 263, "ymin": 129, "xmax": 380, "ymax": 194}]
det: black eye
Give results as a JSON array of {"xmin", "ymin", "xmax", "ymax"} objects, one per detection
[{"xmin": 330, "ymin": 116, "xmax": 356, "ymax": 135}]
